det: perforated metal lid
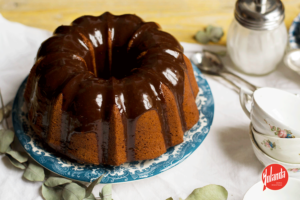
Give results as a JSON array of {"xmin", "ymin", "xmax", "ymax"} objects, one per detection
[{"xmin": 235, "ymin": 0, "xmax": 285, "ymax": 30}]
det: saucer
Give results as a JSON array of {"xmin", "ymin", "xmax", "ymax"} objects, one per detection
[{"xmin": 244, "ymin": 178, "xmax": 300, "ymax": 200}]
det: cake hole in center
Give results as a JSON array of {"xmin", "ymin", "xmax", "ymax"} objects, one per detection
[{"xmin": 92, "ymin": 46, "xmax": 141, "ymax": 80}]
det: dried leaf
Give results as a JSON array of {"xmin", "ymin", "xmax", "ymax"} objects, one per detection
[
  {"xmin": 7, "ymin": 155, "xmax": 26, "ymax": 169},
  {"xmin": 62, "ymin": 183, "xmax": 86, "ymax": 200},
  {"xmin": 0, "ymin": 109, "xmax": 3, "ymax": 124},
  {"xmin": 84, "ymin": 193, "xmax": 96, "ymax": 200},
  {"xmin": 85, "ymin": 175, "xmax": 104, "ymax": 198},
  {"xmin": 6, "ymin": 149, "xmax": 28, "ymax": 163},
  {"xmin": 0, "ymin": 129, "xmax": 14, "ymax": 153},
  {"xmin": 23, "ymin": 161, "xmax": 45, "ymax": 182},
  {"xmin": 0, "ymin": 89, "xmax": 4, "ymax": 124},
  {"xmin": 42, "ymin": 184, "xmax": 63, "ymax": 200},
  {"xmin": 194, "ymin": 31, "xmax": 210, "ymax": 44},
  {"xmin": 45, "ymin": 177, "xmax": 72, "ymax": 187},
  {"xmin": 102, "ymin": 184, "xmax": 112, "ymax": 200},
  {"xmin": 0, "ymin": 104, "xmax": 12, "ymax": 121},
  {"xmin": 185, "ymin": 184, "xmax": 228, "ymax": 200}
]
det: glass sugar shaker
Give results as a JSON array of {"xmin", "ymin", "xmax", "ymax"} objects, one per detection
[{"xmin": 227, "ymin": 0, "xmax": 287, "ymax": 75}]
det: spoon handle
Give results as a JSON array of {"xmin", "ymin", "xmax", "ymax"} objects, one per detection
[
  {"xmin": 218, "ymin": 73, "xmax": 253, "ymax": 102},
  {"xmin": 222, "ymin": 70, "xmax": 258, "ymax": 90},
  {"xmin": 219, "ymin": 73, "xmax": 240, "ymax": 91}
]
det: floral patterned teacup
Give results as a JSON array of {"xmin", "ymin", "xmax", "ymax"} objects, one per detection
[
  {"xmin": 249, "ymin": 124, "xmax": 300, "ymax": 179},
  {"xmin": 252, "ymin": 124, "xmax": 300, "ymax": 164},
  {"xmin": 240, "ymin": 87, "xmax": 300, "ymax": 138}
]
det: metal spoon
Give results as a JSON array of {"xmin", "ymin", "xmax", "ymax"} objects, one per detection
[{"xmin": 190, "ymin": 50, "xmax": 258, "ymax": 91}]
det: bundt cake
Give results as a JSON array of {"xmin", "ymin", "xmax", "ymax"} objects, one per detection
[{"xmin": 24, "ymin": 12, "xmax": 199, "ymax": 166}]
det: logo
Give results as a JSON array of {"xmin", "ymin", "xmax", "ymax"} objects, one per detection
[{"xmin": 262, "ymin": 164, "xmax": 288, "ymax": 191}]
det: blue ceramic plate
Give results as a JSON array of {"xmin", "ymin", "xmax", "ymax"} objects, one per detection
[
  {"xmin": 289, "ymin": 13, "xmax": 300, "ymax": 49},
  {"xmin": 12, "ymin": 63, "xmax": 214, "ymax": 183}
]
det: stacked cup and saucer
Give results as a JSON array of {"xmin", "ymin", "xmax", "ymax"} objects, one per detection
[{"xmin": 240, "ymin": 87, "xmax": 300, "ymax": 178}]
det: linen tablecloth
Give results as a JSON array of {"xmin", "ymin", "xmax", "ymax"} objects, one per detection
[{"xmin": 1, "ymin": 14, "xmax": 300, "ymax": 200}]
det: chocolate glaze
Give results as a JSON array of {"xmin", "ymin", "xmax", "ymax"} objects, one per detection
[{"xmin": 27, "ymin": 12, "xmax": 189, "ymax": 164}]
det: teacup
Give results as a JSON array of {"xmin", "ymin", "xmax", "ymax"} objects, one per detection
[
  {"xmin": 248, "ymin": 124, "xmax": 300, "ymax": 179},
  {"xmin": 240, "ymin": 87, "xmax": 300, "ymax": 138},
  {"xmin": 251, "ymin": 124, "xmax": 300, "ymax": 164}
]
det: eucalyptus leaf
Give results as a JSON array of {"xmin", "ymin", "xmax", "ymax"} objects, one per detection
[
  {"xmin": 185, "ymin": 184, "xmax": 228, "ymax": 200},
  {"xmin": 7, "ymin": 155, "xmax": 26, "ymax": 169},
  {"xmin": 5, "ymin": 145, "xmax": 11, "ymax": 152},
  {"xmin": 206, "ymin": 25, "xmax": 214, "ymax": 33},
  {"xmin": 6, "ymin": 149, "xmax": 28, "ymax": 163},
  {"xmin": 206, "ymin": 25, "xmax": 224, "ymax": 42},
  {"xmin": 102, "ymin": 184, "xmax": 112, "ymax": 200},
  {"xmin": 45, "ymin": 177, "xmax": 72, "ymax": 187},
  {"xmin": 62, "ymin": 183, "xmax": 86, "ymax": 200},
  {"xmin": 84, "ymin": 193, "xmax": 96, "ymax": 200},
  {"xmin": 0, "ymin": 129, "xmax": 14, "ymax": 153},
  {"xmin": 85, "ymin": 175, "xmax": 104, "ymax": 198},
  {"xmin": 23, "ymin": 161, "xmax": 45, "ymax": 182},
  {"xmin": 42, "ymin": 184, "xmax": 62, "ymax": 200},
  {"xmin": 195, "ymin": 31, "xmax": 210, "ymax": 44}
]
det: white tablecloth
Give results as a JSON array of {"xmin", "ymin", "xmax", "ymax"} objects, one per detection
[{"xmin": 1, "ymin": 14, "xmax": 300, "ymax": 200}]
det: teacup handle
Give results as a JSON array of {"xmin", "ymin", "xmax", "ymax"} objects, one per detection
[{"xmin": 239, "ymin": 87, "xmax": 254, "ymax": 119}]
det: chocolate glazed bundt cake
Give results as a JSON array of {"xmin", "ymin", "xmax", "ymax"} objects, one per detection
[{"xmin": 24, "ymin": 12, "xmax": 199, "ymax": 166}]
